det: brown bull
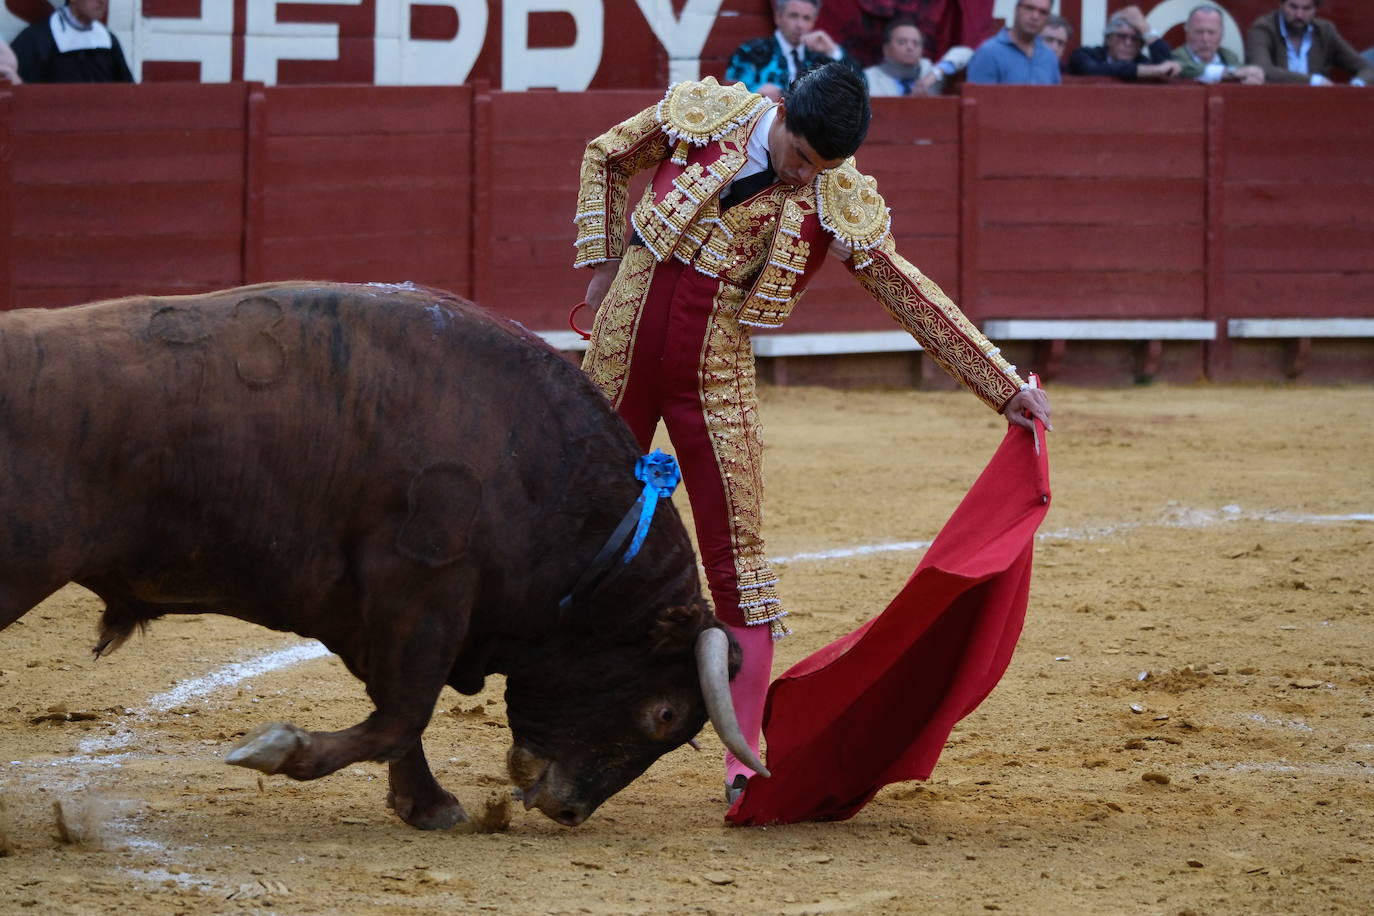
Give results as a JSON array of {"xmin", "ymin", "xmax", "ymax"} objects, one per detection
[{"xmin": 0, "ymin": 281, "xmax": 765, "ymax": 829}]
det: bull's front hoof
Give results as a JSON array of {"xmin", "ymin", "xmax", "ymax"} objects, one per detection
[
  {"xmin": 225, "ymin": 722, "xmax": 310, "ymax": 774},
  {"xmin": 387, "ymin": 788, "xmax": 467, "ymax": 830}
]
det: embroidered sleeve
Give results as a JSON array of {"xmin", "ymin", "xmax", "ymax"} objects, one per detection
[
  {"xmin": 850, "ymin": 237, "xmax": 1025, "ymax": 412},
  {"xmin": 574, "ymin": 104, "xmax": 672, "ymax": 268}
]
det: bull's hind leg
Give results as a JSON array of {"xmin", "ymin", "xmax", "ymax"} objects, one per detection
[{"xmin": 226, "ymin": 589, "xmax": 471, "ymax": 829}]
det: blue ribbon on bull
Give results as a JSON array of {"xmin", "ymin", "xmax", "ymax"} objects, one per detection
[
  {"xmin": 558, "ymin": 449, "xmax": 682, "ymax": 612},
  {"xmin": 625, "ymin": 449, "xmax": 682, "ymax": 561}
]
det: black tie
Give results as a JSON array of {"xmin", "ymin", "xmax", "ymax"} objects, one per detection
[
  {"xmin": 791, "ymin": 48, "xmax": 804, "ymax": 82},
  {"xmin": 720, "ymin": 165, "xmax": 778, "ymax": 211}
]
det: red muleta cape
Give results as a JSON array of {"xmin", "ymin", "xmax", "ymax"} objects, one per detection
[{"xmin": 727, "ymin": 418, "xmax": 1051, "ymax": 825}]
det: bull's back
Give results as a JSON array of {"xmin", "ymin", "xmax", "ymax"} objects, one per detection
[{"xmin": 0, "ymin": 282, "xmax": 635, "ymax": 597}]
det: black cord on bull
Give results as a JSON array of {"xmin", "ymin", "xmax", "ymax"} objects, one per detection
[{"xmin": 559, "ymin": 450, "xmax": 682, "ymax": 612}]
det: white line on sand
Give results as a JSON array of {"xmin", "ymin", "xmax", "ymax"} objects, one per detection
[{"xmin": 773, "ymin": 503, "xmax": 1371, "ymax": 565}]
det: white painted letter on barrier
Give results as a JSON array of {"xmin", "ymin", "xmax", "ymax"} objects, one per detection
[
  {"xmin": 375, "ymin": 0, "xmax": 489, "ymax": 85},
  {"xmin": 244, "ymin": 0, "xmax": 363, "ymax": 86},
  {"xmin": 129, "ymin": 2, "xmax": 234, "ymax": 82},
  {"xmin": 502, "ymin": 0, "xmax": 603, "ymax": 90},
  {"xmin": 634, "ymin": 0, "xmax": 722, "ymax": 83}
]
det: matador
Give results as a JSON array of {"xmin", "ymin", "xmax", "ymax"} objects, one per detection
[{"xmin": 572, "ymin": 64, "xmax": 1052, "ymax": 803}]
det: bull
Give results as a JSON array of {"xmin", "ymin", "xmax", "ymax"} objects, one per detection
[{"xmin": 0, "ymin": 281, "xmax": 767, "ymax": 829}]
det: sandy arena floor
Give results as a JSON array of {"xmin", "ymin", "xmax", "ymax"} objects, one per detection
[{"xmin": 0, "ymin": 382, "xmax": 1370, "ymax": 915}]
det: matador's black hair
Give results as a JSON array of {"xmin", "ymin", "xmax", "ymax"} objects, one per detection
[{"xmin": 781, "ymin": 62, "xmax": 871, "ymax": 161}]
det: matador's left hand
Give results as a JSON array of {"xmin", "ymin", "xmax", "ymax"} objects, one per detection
[{"xmin": 1002, "ymin": 388, "xmax": 1053, "ymax": 432}]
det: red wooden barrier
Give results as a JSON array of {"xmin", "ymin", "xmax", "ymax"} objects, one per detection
[
  {"xmin": 6, "ymin": 83, "xmax": 247, "ymax": 310},
  {"xmin": 249, "ymin": 84, "xmax": 474, "ymax": 297},
  {"xmin": 1212, "ymin": 86, "xmax": 1374, "ymax": 321},
  {"xmin": 0, "ymin": 82, "xmax": 1370, "ymax": 384},
  {"xmin": 783, "ymin": 96, "xmax": 963, "ymax": 335},
  {"xmin": 962, "ymin": 84, "xmax": 1209, "ymax": 321},
  {"xmin": 0, "ymin": 86, "xmax": 12, "ymax": 311},
  {"xmin": 472, "ymin": 88, "xmax": 659, "ymax": 330}
]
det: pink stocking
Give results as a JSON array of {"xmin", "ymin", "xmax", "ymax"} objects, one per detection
[{"xmin": 723, "ymin": 621, "xmax": 775, "ymax": 785}]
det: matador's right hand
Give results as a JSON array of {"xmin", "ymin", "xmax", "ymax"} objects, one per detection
[{"xmin": 584, "ymin": 259, "xmax": 621, "ymax": 311}]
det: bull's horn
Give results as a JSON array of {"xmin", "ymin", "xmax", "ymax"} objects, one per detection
[{"xmin": 695, "ymin": 627, "xmax": 771, "ymax": 778}]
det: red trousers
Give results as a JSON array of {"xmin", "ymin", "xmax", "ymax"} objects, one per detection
[{"xmin": 583, "ymin": 248, "xmax": 780, "ymax": 784}]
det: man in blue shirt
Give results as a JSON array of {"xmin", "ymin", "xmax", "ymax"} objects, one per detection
[{"xmin": 966, "ymin": 0, "xmax": 1061, "ymax": 85}]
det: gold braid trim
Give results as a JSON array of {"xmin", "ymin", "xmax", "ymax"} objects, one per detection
[
  {"xmin": 700, "ymin": 281, "xmax": 791, "ymax": 640},
  {"xmin": 574, "ymin": 105, "xmax": 672, "ymax": 268},
  {"xmin": 853, "ymin": 240, "xmax": 1025, "ymax": 411},
  {"xmin": 580, "ymin": 247, "xmax": 658, "ymax": 406},
  {"xmin": 656, "ymin": 77, "xmax": 768, "ymax": 156},
  {"xmin": 815, "ymin": 158, "xmax": 890, "ymax": 268}
]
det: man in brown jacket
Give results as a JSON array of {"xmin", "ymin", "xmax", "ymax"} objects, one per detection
[{"xmin": 1245, "ymin": 0, "xmax": 1372, "ymax": 85}]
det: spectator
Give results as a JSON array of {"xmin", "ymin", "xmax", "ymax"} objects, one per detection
[
  {"xmin": 863, "ymin": 18, "xmax": 971, "ymax": 97},
  {"xmin": 0, "ymin": 37, "xmax": 21, "ymax": 84},
  {"xmin": 1245, "ymin": 0, "xmax": 1372, "ymax": 86},
  {"xmin": 966, "ymin": 0, "xmax": 1062, "ymax": 85},
  {"xmin": 1174, "ymin": 5, "xmax": 1264, "ymax": 84},
  {"xmin": 1040, "ymin": 13, "xmax": 1073, "ymax": 64},
  {"xmin": 1069, "ymin": 5, "xmax": 1180, "ymax": 82},
  {"xmin": 12, "ymin": 0, "xmax": 133, "ymax": 83},
  {"xmin": 726, "ymin": 0, "xmax": 860, "ymax": 102}
]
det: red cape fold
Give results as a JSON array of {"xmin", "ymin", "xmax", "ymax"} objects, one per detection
[{"xmin": 726, "ymin": 418, "xmax": 1051, "ymax": 826}]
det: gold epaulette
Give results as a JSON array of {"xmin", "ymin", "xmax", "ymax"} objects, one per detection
[
  {"xmin": 656, "ymin": 77, "xmax": 768, "ymax": 165},
  {"xmin": 816, "ymin": 159, "xmax": 891, "ymax": 269}
]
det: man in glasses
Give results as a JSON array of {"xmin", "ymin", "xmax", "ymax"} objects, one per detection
[
  {"xmin": 1069, "ymin": 4, "xmax": 1180, "ymax": 81},
  {"xmin": 966, "ymin": 0, "xmax": 1062, "ymax": 85}
]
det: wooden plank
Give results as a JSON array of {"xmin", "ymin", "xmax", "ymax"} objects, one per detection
[
  {"xmin": 1223, "ymin": 141, "xmax": 1374, "ymax": 182},
  {"xmin": 243, "ymin": 83, "xmax": 266, "ymax": 285},
  {"xmin": 1217, "ymin": 87, "xmax": 1374, "ymax": 145},
  {"xmin": 261, "ymin": 85, "xmax": 472, "ymax": 136},
  {"xmin": 1223, "ymin": 225, "xmax": 1374, "ymax": 272},
  {"xmin": 978, "ymin": 224, "xmax": 1205, "ymax": 272},
  {"xmin": 1222, "ymin": 181, "xmax": 1374, "ymax": 225},
  {"xmin": 262, "ymin": 187, "xmax": 469, "ymax": 238},
  {"xmin": 959, "ymin": 93, "xmax": 979, "ymax": 320},
  {"xmin": 1204, "ymin": 89, "xmax": 1228, "ymax": 379},
  {"xmin": 258, "ymin": 235, "xmax": 470, "ymax": 288},
  {"xmin": 853, "ymin": 147, "xmax": 959, "ymax": 193},
  {"xmin": 977, "ymin": 177, "xmax": 1202, "ymax": 225},
  {"xmin": 488, "ymin": 91, "xmax": 661, "ymax": 141},
  {"xmin": 263, "ymin": 134, "xmax": 472, "ymax": 186},
  {"xmin": 1222, "ymin": 272, "xmax": 1374, "ymax": 317},
  {"xmin": 13, "ymin": 182, "xmax": 244, "ymax": 237},
  {"xmin": 977, "ymin": 130, "xmax": 1204, "ymax": 179},
  {"xmin": 965, "ymin": 85, "xmax": 1206, "ymax": 134},
  {"xmin": 14, "ymin": 236, "xmax": 242, "ymax": 288},
  {"xmin": 974, "ymin": 271, "xmax": 1205, "ymax": 318},
  {"xmin": 11, "ymin": 83, "xmax": 246, "ymax": 132},
  {"xmin": 12, "ymin": 131, "xmax": 245, "ymax": 184},
  {"xmin": 868, "ymin": 97, "xmax": 959, "ymax": 144},
  {"xmin": 0, "ymin": 88, "xmax": 12, "ymax": 310}
]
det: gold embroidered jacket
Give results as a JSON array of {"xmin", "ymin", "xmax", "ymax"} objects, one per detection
[{"xmin": 574, "ymin": 77, "xmax": 1027, "ymax": 411}]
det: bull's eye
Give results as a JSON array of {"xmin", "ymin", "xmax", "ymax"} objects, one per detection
[{"xmin": 646, "ymin": 703, "xmax": 679, "ymax": 739}]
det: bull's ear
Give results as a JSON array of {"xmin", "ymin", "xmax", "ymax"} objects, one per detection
[{"xmin": 650, "ymin": 599, "xmax": 711, "ymax": 654}]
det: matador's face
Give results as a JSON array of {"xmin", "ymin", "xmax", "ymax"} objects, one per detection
[{"xmin": 767, "ymin": 105, "xmax": 845, "ymax": 188}]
